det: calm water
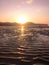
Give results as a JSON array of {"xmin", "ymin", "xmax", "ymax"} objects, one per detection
[{"xmin": 0, "ymin": 26, "xmax": 49, "ymax": 65}]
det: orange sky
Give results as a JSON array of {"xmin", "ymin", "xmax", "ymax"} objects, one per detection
[{"xmin": 0, "ymin": 0, "xmax": 49, "ymax": 24}]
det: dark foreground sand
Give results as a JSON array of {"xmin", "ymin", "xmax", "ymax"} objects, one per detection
[{"xmin": 0, "ymin": 26, "xmax": 49, "ymax": 65}]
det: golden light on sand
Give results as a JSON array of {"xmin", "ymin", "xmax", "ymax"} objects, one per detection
[
  {"xmin": 17, "ymin": 15, "xmax": 28, "ymax": 24},
  {"xmin": 21, "ymin": 26, "xmax": 24, "ymax": 32},
  {"xmin": 21, "ymin": 26, "xmax": 24, "ymax": 36}
]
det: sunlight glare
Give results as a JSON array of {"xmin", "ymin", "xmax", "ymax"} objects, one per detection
[
  {"xmin": 17, "ymin": 15, "xmax": 28, "ymax": 24},
  {"xmin": 21, "ymin": 26, "xmax": 24, "ymax": 36}
]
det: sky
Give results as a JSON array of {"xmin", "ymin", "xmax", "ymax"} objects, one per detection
[{"xmin": 0, "ymin": 0, "xmax": 49, "ymax": 24}]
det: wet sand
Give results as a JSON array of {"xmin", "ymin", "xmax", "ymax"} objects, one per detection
[{"xmin": 0, "ymin": 26, "xmax": 49, "ymax": 65}]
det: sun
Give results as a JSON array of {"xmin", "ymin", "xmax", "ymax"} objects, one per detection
[{"xmin": 17, "ymin": 15, "xmax": 28, "ymax": 24}]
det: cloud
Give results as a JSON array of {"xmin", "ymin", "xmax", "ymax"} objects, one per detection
[{"xmin": 26, "ymin": 0, "xmax": 33, "ymax": 4}]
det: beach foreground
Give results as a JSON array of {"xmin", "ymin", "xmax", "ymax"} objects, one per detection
[{"xmin": 0, "ymin": 26, "xmax": 49, "ymax": 65}]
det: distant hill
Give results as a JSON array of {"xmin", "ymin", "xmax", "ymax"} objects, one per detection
[
  {"xmin": 0, "ymin": 22, "xmax": 20, "ymax": 26},
  {"xmin": 0, "ymin": 22, "xmax": 34, "ymax": 26},
  {"xmin": 24, "ymin": 22, "xmax": 34, "ymax": 26},
  {"xmin": 0, "ymin": 22, "xmax": 48, "ymax": 28}
]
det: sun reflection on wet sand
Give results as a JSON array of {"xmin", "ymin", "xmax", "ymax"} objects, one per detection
[{"xmin": 21, "ymin": 25, "xmax": 24, "ymax": 36}]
